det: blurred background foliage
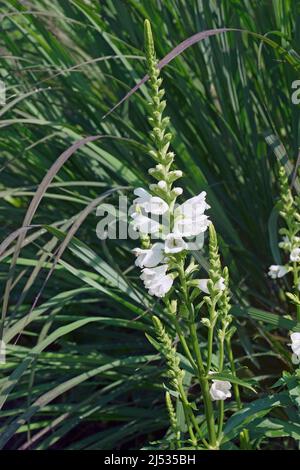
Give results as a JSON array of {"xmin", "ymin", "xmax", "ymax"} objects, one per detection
[{"xmin": 0, "ymin": 0, "xmax": 300, "ymax": 449}]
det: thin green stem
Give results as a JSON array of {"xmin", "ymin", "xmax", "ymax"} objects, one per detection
[
  {"xmin": 226, "ymin": 337, "xmax": 251, "ymax": 448},
  {"xmin": 172, "ymin": 315, "xmax": 198, "ymax": 373},
  {"xmin": 217, "ymin": 336, "xmax": 225, "ymax": 441},
  {"xmin": 165, "ymin": 299, "xmax": 208, "ymax": 447},
  {"xmin": 178, "ymin": 260, "xmax": 217, "ymax": 448},
  {"xmin": 292, "ymin": 262, "xmax": 300, "ymax": 322},
  {"xmin": 177, "ymin": 382, "xmax": 197, "ymax": 447},
  {"xmin": 226, "ymin": 337, "xmax": 242, "ymax": 409},
  {"xmin": 217, "ymin": 401, "xmax": 224, "ymax": 439},
  {"xmin": 206, "ymin": 315, "xmax": 214, "ymax": 374},
  {"xmin": 297, "ymin": 306, "xmax": 300, "ymax": 323}
]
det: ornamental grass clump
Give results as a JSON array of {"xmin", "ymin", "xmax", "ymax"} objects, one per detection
[{"xmin": 129, "ymin": 20, "xmax": 249, "ymax": 450}]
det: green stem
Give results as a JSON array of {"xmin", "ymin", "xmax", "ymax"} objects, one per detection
[
  {"xmin": 206, "ymin": 304, "xmax": 215, "ymax": 375},
  {"xmin": 178, "ymin": 261, "xmax": 217, "ymax": 448},
  {"xmin": 217, "ymin": 336, "xmax": 225, "ymax": 441},
  {"xmin": 297, "ymin": 306, "xmax": 300, "ymax": 323},
  {"xmin": 198, "ymin": 373, "xmax": 217, "ymax": 448},
  {"xmin": 226, "ymin": 337, "xmax": 251, "ymax": 448},
  {"xmin": 217, "ymin": 401, "xmax": 224, "ymax": 439},
  {"xmin": 172, "ymin": 315, "xmax": 198, "ymax": 373},
  {"xmin": 165, "ymin": 300, "xmax": 208, "ymax": 447},
  {"xmin": 292, "ymin": 263, "xmax": 300, "ymax": 322},
  {"xmin": 226, "ymin": 337, "xmax": 242, "ymax": 409},
  {"xmin": 177, "ymin": 382, "xmax": 198, "ymax": 447}
]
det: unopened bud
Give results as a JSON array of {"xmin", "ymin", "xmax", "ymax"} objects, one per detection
[
  {"xmin": 172, "ymin": 187, "xmax": 183, "ymax": 196},
  {"xmin": 157, "ymin": 180, "xmax": 167, "ymax": 190}
]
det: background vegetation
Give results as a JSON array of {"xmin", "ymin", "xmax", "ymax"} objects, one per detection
[{"xmin": 0, "ymin": 0, "xmax": 300, "ymax": 449}]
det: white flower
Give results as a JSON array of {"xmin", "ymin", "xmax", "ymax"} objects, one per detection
[
  {"xmin": 132, "ymin": 243, "xmax": 164, "ymax": 268},
  {"xmin": 131, "ymin": 212, "xmax": 160, "ymax": 234},
  {"xmin": 290, "ymin": 332, "xmax": 300, "ymax": 356},
  {"xmin": 140, "ymin": 265, "xmax": 173, "ymax": 298},
  {"xmin": 133, "ymin": 188, "xmax": 168, "ymax": 215},
  {"xmin": 290, "ymin": 247, "xmax": 300, "ymax": 262},
  {"xmin": 164, "ymin": 233, "xmax": 187, "ymax": 254},
  {"xmin": 140, "ymin": 264, "xmax": 168, "ymax": 288},
  {"xmin": 290, "ymin": 332, "xmax": 300, "ymax": 364},
  {"xmin": 268, "ymin": 265, "xmax": 288, "ymax": 279},
  {"xmin": 210, "ymin": 380, "xmax": 232, "ymax": 401},
  {"xmin": 174, "ymin": 191, "xmax": 210, "ymax": 236},
  {"xmin": 197, "ymin": 277, "xmax": 225, "ymax": 294}
]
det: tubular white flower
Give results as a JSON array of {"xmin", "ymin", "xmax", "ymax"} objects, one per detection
[
  {"xmin": 132, "ymin": 243, "xmax": 165, "ymax": 268},
  {"xmin": 148, "ymin": 275, "xmax": 173, "ymax": 297},
  {"xmin": 177, "ymin": 191, "xmax": 210, "ymax": 216},
  {"xmin": 268, "ymin": 265, "xmax": 288, "ymax": 279},
  {"xmin": 290, "ymin": 332, "xmax": 300, "ymax": 356},
  {"xmin": 140, "ymin": 265, "xmax": 173, "ymax": 298},
  {"xmin": 174, "ymin": 215, "xmax": 210, "ymax": 237},
  {"xmin": 209, "ymin": 380, "xmax": 232, "ymax": 401},
  {"xmin": 290, "ymin": 247, "xmax": 300, "ymax": 262},
  {"xmin": 174, "ymin": 191, "xmax": 210, "ymax": 236},
  {"xmin": 131, "ymin": 212, "xmax": 160, "ymax": 234},
  {"xmin": 164, "ymin": 233, "xmax": 187, "ymax": 254},
  {"xmin": 133, "ymin": 188, "xmax": 168, "ymax": 215},
  {"xmin": 197, "ymin": 277, "xmax": 225, "ymax": 294},
  {"xmin": 140, "ymin": 264, "xmax": 168, "ymax": 286}
]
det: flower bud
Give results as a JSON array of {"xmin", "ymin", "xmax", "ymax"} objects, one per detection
[
  {"xmin": 201, "ymin": 318, "xmax": 211, "ymax": 328},
  {"xmin": 157, "ymin": 180, "xmax": 167, "ymax": 190},
  {"xmin": 172, "ymin": 187, "xmax": 183, "ymax": 196}
]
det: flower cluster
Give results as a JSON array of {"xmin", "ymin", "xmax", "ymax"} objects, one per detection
[{"xmin": 131, "ymin": 188, "xmax": 210, "ymax": 297}]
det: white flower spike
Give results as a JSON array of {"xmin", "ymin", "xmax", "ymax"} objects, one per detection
[{"xmin": 209, "ymin": 380, "xmax": 232, "ymax": 401}]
